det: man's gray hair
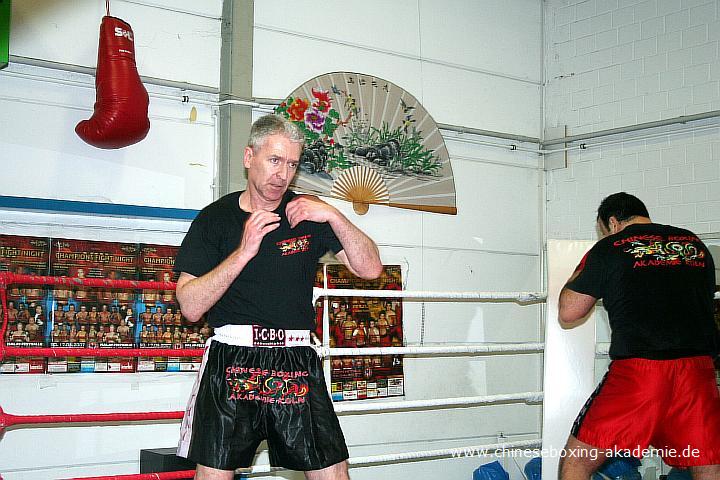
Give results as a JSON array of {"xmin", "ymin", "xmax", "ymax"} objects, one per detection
[{"xmin": 248, "ymin": 114, "xmax": 305, "ymax": 150}]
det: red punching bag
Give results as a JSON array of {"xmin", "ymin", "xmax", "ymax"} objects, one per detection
[{"xmin": 76, "ymin": 16, "xmax": 150, "ymax": 149}]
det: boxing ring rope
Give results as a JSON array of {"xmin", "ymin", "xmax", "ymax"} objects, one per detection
[
  {"xmin": 63, "ymin": 439, "xmax": 542, "ymax": 479},
  {"xmin": 328, "ymin": 342, "xmax": 544, "ymax": 357},
  {"xmin": 0, "ymin": 273, "xmax": 205, "ymax": 360},
  {"xmin": 0, "ymin": 406, "xmax": 184, "ymax": 433},
  {"xmin": 0, "ymin": 271, "xmax": 546, "ymax": 478},
  {"xmin": 333, "ymin": 391, "xmax": 543, "ymax": 413},
  {"xmin": 0, "ymin": 391, "xmax": 543, "ymax": 435},
  {"xmin": 66, "ymin": 472, "xmax": 195, "ymax": 480},
  {"xmin": 313, "ymin": 287, "xmax": 545, "ymax": 303}
]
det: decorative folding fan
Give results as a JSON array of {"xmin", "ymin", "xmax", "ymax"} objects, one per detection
[{"xmin": 275, "ymin": 72, "xmax": 457, "ymax": 215}]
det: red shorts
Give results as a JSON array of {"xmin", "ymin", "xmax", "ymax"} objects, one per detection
[{"xmin": 572, "ymin": 356, "xmax": 720, "ymax": 467}]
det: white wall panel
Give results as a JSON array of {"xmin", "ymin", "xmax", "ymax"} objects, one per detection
[
  {"xmin": 420, "ymin": 248, "xmax": 540, "ymax": 343},
  {"xmin": 0, "ymin": 373, "xmax": 194, "ymax": 473},
  {"xmin": 254, "ymin": 0, "xmax": 421, "ymax": 57},
  {"xmin": 0, "ymin": 210, "xmax": 190, "ymax": 246},
  {"xmin": 421, "ymin": 62, "xmax": 543, "ymax": 137},
  {"xmin": 545, "ymin": 0, "xmax": 720, "ymax": 239},
  {"xmin": 253, "ymin": 0, "xmax": 544, "ymax": 138},
  {"xmin": 0, "ymin": 67, "xmax": 215, "ymax": 210},
  {"xmin": 418, "ymin": 0, "xmax": 543, "ymax": 82},
  {"xmin": 422, "ymin": 158, "xmax": 541, "ymax": 254},
  {"xmin": 120, "ymin": 0, "xmax": 223, "ymax": 18},
  {"xmin": 11, "ymin": 0, "xmax": 222, "ymax": 88},
  {"xmin": 251, "ymin": 28, "xmax": 424, "ymax": 102},
  {"xmin": 324, "ymin": 198, "xmax": 425, "ymax": 249}
]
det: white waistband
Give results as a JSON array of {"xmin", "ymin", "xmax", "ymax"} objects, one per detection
[{"xmin": 212, "ymin": 324, "xmax": 313, "ymax": 347}]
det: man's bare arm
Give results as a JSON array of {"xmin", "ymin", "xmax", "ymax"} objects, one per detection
[
  {"xmin": 286, "ymin": 195, "xmax": 383, "ymax": 280},
  {"xmin": 176, "ymin": 210, "xmax": 280, "ymax": 322},
  {"xmin": 558, "ymin": 287, "xmax": 597, "ymax": 328}
]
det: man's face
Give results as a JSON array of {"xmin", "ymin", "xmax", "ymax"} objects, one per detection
[{"xmin": 244, "ymin": 134, "xmax": 302, "ymax": 204}]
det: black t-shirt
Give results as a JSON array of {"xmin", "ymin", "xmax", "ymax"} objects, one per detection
[
  {"xmin": 174, "ymin": 191, "xmax": 343, "ymax": 329},
  {"xmin": 566, "ymin": 223, "xmax": 718, "ymax": 360}
]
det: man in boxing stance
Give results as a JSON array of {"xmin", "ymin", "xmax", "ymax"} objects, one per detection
[
  {"xmin": 175, "ymin": 114, "xmax": 382, "ymax": 479},
  {"xmin": 558, "ymin": 192, "xmax": 720, "ymax": 480}
]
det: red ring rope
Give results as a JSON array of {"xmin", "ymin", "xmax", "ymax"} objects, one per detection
[
  {"xmin": 0, "ymin": 270, "xmax": 199, "ymax": 477},
  {"xmin": 0, "ymin": 272, "xmax": 205, "ymax": 360},
  {"xmin": 1, "ymin": 345, "xmax": 204, "ymax": 359},
  {"xmin": 0, "ymin": 286, "xmax": 8, "ymax": 352},
  {"xmin": 0, "ymin": 272, "xmax": 177, "ymax": 290},
  {"xmin": 64, "ymin": 472, "xmax": 194, "ymax": 480},
  {"xmin": 0, "ymin": 405, "xmax": 183, "ymax": 434}
]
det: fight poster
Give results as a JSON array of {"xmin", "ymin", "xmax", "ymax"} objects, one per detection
[
  {"xmin": 323, "ymin": 264, "xmax": 404, "ymax": 401},
  {"xmin": 136, "ymin": 244, "xmax": 210, "ymax": 371},
  {"xmin": 0, "ymin": 235, "xmax": 50, "ymax": 373},
  {"xmin": 48, "ymin": 239, "xmax": 139, "ymax": 373}
]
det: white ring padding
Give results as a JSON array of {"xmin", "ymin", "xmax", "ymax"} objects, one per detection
[
  {"xmin": 325, "ymin": 342, "xmax": 544, "ymax": 357},
  {"xmin": 596, "ymin": 342, "xmax": 610, "ymax": 356},
  {"xmin": 334, "ymin": 391, "xmax": 544, "ymax": 414},
  {"xmin": 313, "ymin": 287, "xmax": 546, "ymax": 302},
  {"xmin": 236, "ymin": 439, "xmax": 542, "ymax": 474}
]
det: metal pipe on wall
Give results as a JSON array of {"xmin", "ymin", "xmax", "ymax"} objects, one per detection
[
  {"xmin": 542, "ymin": 110, "xmax": 720, "ymax": 147},
  {"xmin": 543, "ymin": 123, "xmax": 720, "ymax": 154},
  {"xmin": 9, "ymin": 55, "xmax": 219, "ymax": 94}
]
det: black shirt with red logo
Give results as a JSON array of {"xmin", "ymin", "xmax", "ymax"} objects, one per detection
[
  {"xmin": 175, "ymin": 191, "xmax": 342, "ymax": 329},
  {"xmin": 566, "ymin": 223, "xmax": 718, "ymax": 360}
]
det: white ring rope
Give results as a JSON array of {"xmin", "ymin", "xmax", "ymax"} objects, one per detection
[
  {"xmin": 334, "ymin": 391, "xmax": 543, "ymax": 414},
  {"xmin": 313, "ymin": 287, "xmax": 546, "ymax": 303},
  {"xmin": 325, "ymin": 342, "xmax": 545, "ymax": 357},
  {"xmin": 237, "ymin": 439, "xmax": 542, "ymax": 474},
  {"xmin": 348, "ymin": 439, "xmax": 541, "ymax": 467}
]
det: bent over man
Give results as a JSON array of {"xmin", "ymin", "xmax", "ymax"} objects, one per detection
[{"xmin": 558, "ymin": 192, "xmax": 720, "ymax": 480}]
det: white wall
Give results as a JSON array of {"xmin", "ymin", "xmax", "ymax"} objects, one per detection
[
  {"xmin": 253, "ymin": 2, "xmax": 545, "ymax": 479},
  {"xmin": 1, "ymin": 0, "xmax": 222, "ymax": 211},
  {"xmin": 253, "ymin": 0, "xmax": 544, "ymax": 138},
  {"xmin": 0, "ymin": 1, "xmax": 545, "ymax": 479},
  {"xmin": 545, "ymin": 0, "xmax": 720, "ymax": 240}
]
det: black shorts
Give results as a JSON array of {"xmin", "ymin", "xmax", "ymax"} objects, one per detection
[{"xmin": 177, "ymin": 339, "xmax": 348, "ymax": 471}]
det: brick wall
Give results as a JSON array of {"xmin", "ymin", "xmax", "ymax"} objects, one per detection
[{"xmin": 545, "ymin": 0, "xmax": 720, "ymax": 239}]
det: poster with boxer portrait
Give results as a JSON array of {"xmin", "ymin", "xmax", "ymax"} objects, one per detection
[
  {"xmin": 323, "ymin": 264, "xmax": 404, "ymax": 401},
  {"xmin": 49, "ymin": 239, "xmax": 138, "ymax": 373},
  {"xmin": 0, "ymin": 235, "xmax": 50, "ymax": 374}
]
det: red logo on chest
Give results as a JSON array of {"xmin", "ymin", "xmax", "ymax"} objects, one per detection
[{"xmin": 276, "ymin": 235, "xmax": 311, "ymax": 256}]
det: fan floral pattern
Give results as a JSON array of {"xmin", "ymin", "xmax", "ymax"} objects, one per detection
[
  {"xmin": 276, "ymin": 87, "xmax": 442, "ymax": 178},
  {"xmin": 275, "ymin": 72, "xmax": 456, "ymax": 215}
]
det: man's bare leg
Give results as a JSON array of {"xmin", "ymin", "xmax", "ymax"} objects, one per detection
[
  {"xmin": 559, "ymin": 435, "xmax": 607, "ymax": 480},
  {"xmin": 195, "ymin": 464, "xmax": 235, "ymax": 480},
  {"xmin": 305, "ymin": 460, "xmax": 350, "ymax": 480}
]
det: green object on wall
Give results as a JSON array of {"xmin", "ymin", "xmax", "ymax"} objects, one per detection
[{"xmin": 0, "ymin": 0, "xmax": 9, "ymax": 69}]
